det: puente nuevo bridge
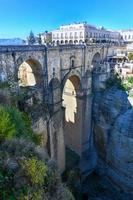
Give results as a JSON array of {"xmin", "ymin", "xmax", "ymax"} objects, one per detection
[
  {"xmin": 0, "ymin": 44, "xmax": 110, "ymax": 171},
  {"xmin": 1, "ymin": 44, "xmax": 132, "ymax": 194}
]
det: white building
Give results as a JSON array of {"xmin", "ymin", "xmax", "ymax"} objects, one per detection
[
  {"xmin": 52, "ymin": 22, "xmax": 121, "ymax": 45},
  {"xmin": 118, "ymin": 30, "xmax": 133, "ymax": 43},
  {"xmin": 38, "ymin": 31, "xmax": 52, "ymax": 44}
]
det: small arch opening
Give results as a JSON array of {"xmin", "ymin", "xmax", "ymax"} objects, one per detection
[
  {"xmin": 69, "ymin": 40, "xmax": 73, "ymax": 44},
  {"xmin": 91, "ymin": 52, "xmax": 101, "ymax": 70}
]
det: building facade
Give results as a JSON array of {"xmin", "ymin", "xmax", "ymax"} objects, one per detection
[
  {"xmin": 118, "ymin": 30, "xmax": 133, "ymax": 43},
  {"xmin": 52, "ymin": 23, "xmax": 121, "ymax": 45}
]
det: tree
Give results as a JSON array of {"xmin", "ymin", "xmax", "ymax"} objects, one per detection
[
  {"xmin": 0, "ymin": 106, "xmax": 41, "ymax": 144},
  {"xmin": 0, "ymin": 106, "xmax": 15, "ymax": 141},
  {"xmin": 128, "ymin": 52, "xmax": 133, "ymax": 61},
  {"xmin": 28, "ymin": 31, "xmax": 36, "ymax": 45}
]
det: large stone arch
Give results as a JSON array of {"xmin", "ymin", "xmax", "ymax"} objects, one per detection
[
  {"xmin": 61, "ymin": 69, "xmax": 82, "ymax": 92},
  {"xmin": 14, "ymin": 56, "xmax": 45, "ymax": 117},
  {"xmin": 17, "ymin": 57, "xmax": 44, "ymax": 87},
  {"xmin": 62, "ymin": 73, "xmax": 83, "ymax": 156}
]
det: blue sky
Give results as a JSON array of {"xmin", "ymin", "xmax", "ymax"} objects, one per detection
[{"xmin": 0, "ymin": 0, "xmax": 133, "ymax": 39}]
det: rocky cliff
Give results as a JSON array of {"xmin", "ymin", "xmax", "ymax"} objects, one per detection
[{"xmin": 93, "ymin": 86, "xmax": 133, "ymax": 193}]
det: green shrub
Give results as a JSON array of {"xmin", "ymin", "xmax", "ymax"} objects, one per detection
[
  {"xmin": 0, "ymin": 139, "xmax": 74, "ymax": 200},
  {"xmin": 0, "ymin": 105, "xmax": 41, "ymax": 144},
  {"xmin": 106, "ymin": 74, "xmax": 125, "ymax": 90},
  {"xmin": 20, "ymin": 158, "xmax": 47, "ymax": 185},
  {"xmin": 0, "ymin": 106, "xmax": 16, "ymax": 141},
  {"xmin": 0, "ymin": 138, "xmax": 47, "ymax": 200},
  {"xmin": 106, "ymin": 74, "xmax": 133, "ymax": 93},
  {"xmin": 44, "ymin": 160, "xmax": 61, "ymax": 195},
  {"xmin": 128, "ymin": 52, "xmax": 133, "ymax": 61},
  {"xmin": 122, "ymin": 77, "xmax": 133, "ymax": 92},
  {"xmin": 0, "ymin": 105, "xmax": 75, "ymax": 199}
]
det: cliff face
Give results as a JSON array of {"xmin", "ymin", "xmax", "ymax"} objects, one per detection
[{"xmin": 93, "ymin": 86, "xmax": 133, "ymax": 192}]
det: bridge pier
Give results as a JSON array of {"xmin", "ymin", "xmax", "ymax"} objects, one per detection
[{"xmin": 49, "ymin": 109, "xmax": 65, "ymax": 172}]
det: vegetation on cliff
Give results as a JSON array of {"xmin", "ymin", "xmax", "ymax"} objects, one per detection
[
  {"xmin": 106, "ymin": 74, "xmax": 133, "ymax": 97},
  {"xmin": 0, "ymin": 105, "xmax": 74, "ymax": 200}
]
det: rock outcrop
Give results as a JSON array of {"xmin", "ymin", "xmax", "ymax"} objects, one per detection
[{"xmin": 93, "ymin": 86, "xmax": 133, "ymax": 193}]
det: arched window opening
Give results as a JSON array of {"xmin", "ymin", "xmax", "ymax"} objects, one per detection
[
  {"xmin": 74, "ymin": 40, "xmax": 78, "ymax": 44},
  {"xmin": 79, "ymin": 40, "xmax": 83, "ymax": 44},
  {"xmin": 69, "ymin": 40, "xmax": 73, "ymax": 44}
]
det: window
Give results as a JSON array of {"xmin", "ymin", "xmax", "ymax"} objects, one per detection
[
  {"xmin": 61, "ymin": 33, "xmax": 63, "ymax": 38},
  {"xmin": 65, "ymin": 33, "xmax": 68, "ymax": 38},
  {"xmin": 71, "ymin": 60, "xmax": 74, "ymax": 67},
  {"xmin": 80, "ymin": 32, "xmax": 83, "ymax": 38}
]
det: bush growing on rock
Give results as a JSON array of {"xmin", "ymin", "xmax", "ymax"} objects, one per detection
[
  {"xmin": 0, "ymin": 106, "xmax": 16, "ymax": 141},
  {"xmin": 0, "ymin": 139, "xmax": 75, "ymax": 200},
  {"xmin": 0, "ymin": 105, "xmax": 75, "ymax": 200},
  {"xmin": 106, "ymin": 74, "xmax": 133, "ymax": 95},
  {"xmin": 0, "ymin": 105, "xmax": 41, "ymax": 144},
  {"xmin": 0, "ymin": 138, "xmax": 47, "ymax": 200}
]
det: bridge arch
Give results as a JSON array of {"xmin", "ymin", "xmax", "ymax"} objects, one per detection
[
  {"xmin": 91, "ymin": 52, "xmax": 102, "ymax": 92},
  {"xmin": 18, "ymin": 58, "xmax": 43, "ymax": 87},
  {"xmin": 91, "ymin": 52, "xmax": 101, "ymax": 69},
  {"xmin": 62, "ymin": 73, "xmax": 83, "ymax": 155}
]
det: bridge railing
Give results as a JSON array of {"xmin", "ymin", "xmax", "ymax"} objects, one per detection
[{"xmin": 0, "ymin": 45, "xmax": 46, "ymax": 52}]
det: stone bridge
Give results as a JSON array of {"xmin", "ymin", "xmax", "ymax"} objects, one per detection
[{"xmin": 0, "ymin": 44, "xmax": 111, "ymax": 172}]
